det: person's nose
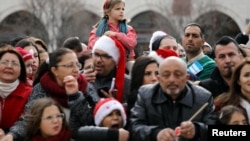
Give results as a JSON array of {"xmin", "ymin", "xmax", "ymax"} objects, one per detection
[
  {"xmin": 112, "ymin": 113, "xmax": 119, "ymax": 120},
  {"xmin": 151, "ymin": 74, "xmax": 158, "ymax": 82},
  {"xmin": 187, "ymin": 35, "xmax": 193, "ymax": 41},
  {"xmin": 52, "ymin": 116, "xmax": 60, "ymax": 123},
  {"xmin": 168, "ymin": 74, "xmax": 176, "ymax": 82},
  {"xmin": 6, "ymin": 62, "xmax": 12, "ymax": 67},
  {"xmin": 224, "ymin": 55, "xmax": 231, "ymax": 63}
]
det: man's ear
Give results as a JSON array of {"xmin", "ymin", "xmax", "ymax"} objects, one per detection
[{"xmin": 186, "ymin": 73, "xmax": 190, "ymax": 81}]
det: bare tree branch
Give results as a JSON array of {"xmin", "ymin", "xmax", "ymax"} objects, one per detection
[{"xmin": 24, "ymin": 0, "xmax": 85, "ymax": 51}]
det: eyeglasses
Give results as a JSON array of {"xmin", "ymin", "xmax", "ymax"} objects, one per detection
[
  {"xmin": 42, "ymin": 113, "xmax": 64, "ymax": 121},
  {"xmin": 93, "ymin": 52, "xmax": 112, "ymax": 61},
  {"xmin": 0, "ymin": 60, "xmax": 20, "ymax": 67},
  {"xmin": 56, "ymin": 62, "xmax": 82, "ymax": 69}
]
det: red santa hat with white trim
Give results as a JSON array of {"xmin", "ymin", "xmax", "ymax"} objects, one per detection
[
  {"xmin": 148, "ymin": 49, "xmax": 178, "ymax": 64},
  {"xmin": 15, "ymin": 47, "xmax": 33, "ymax": 61},
  {"xmin": 93, "ymin": 98, "xmax": 127, "ymax": 127},
  {"xmin": 92, "ymin": 35, "xmax": 126, "ymax": 102}
]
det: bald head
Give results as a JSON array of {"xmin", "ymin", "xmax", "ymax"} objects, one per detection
[
  {"xmin": 159, "ymin": 56, "xmax": 187, "ymax": 73},
  {"xmin": 158, "ymin": 56, "xmax": 189, "ymax": 99}
]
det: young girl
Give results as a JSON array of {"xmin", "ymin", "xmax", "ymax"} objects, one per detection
[
  {"xmin": 87, "ymin": 0, "xmax": 137, "ymax": 60},
  {"xmin": 216, "ymin": 105, "xmax": 249, "ymax": 125},
  {"xmin": 15, "ymin": 47, "xmax": 34, "ymax": 86},
  {"xmin": 24, "ymin": 98, "xmax": 72, "ymax": 141}
]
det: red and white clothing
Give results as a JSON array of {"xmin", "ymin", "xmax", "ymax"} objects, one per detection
[
  {"xmin": 88, "ymin": 21, "xmax": 137, "ymax": 59},
  {"xmin": 0, "ymin": 81, "xmax": 32, "ymax": 131}
]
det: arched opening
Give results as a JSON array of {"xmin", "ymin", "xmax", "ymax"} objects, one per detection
[
  {"xmin": 58, "ymin": 10, "xmax": 100, "ymax": 47},
  {"xmin": 130, "ymin": 11, "xmax": 178, "ymax": 57},
  {"xmin": 0, "ymin": 10, "xmax": 48, "ymax": 45},
  {"xmin": 195, "ymin": 11, "xmax": 240, "ymax": 47}
]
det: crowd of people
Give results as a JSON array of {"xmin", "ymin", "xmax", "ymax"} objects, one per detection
[{"xmin": 1, "ymin": 0, "xmax": 250, "ymax": 141}]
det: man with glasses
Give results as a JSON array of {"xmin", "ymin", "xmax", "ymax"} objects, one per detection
[
  {"xmin": 66, "ymin": 36, "xmax": 130, "ymax": 141},
  {"xmin": 85, "ymin": 35, "xmax": 130, "ymax": 103}
]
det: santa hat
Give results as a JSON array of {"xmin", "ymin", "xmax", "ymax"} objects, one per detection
[
  {"xmin": 92, "ymin": 35, "xmax": 126, "ymax": 102},
  {"xmin": 149, "ymin": 31, "xmax": 167, "ymax": 52},
  {"xmin": 148, "ymin": 49, "xmax": 178, "ymax": 63},
  {"xmin": 15, "ymin": 47, "xmax": 33, "ymax": 61},
  {"xmin": 93, "ymin": 98, "xmax": 127, "ymax": 127}
]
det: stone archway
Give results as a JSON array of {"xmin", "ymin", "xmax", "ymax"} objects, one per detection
[
  {"xmin": 0, "ymin": 10, "xmax": 48, "ymax": 44},
  {"xmin": 57, "ymin": 10, "xmax": 100, "ymax": 47},
  {"xmin": 129, "ymin": 11, "xmax": 178, "ymax": 57},
  {"xmin": 195, "ymin": 11, "xmax": 240, "ymax": 46}
]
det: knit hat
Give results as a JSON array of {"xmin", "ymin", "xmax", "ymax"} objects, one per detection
[
  {"xmin": 148, "ymin": 49, "xmax": 178, "ymax": 63},
  {"xmin": 149, "ymin": 31, "xmax": 167, "ymax": 52},
  {"xmin": 92, "ymin": 35, "xmax": 126, "ymax": 102},
  {"xmin": 94, "ymin": 98, "xmax": 127, "ymax": 127},
  {"xmin": 15, "ymin": 47, "xmax": 33, "ymax": 61},
  {"xmin": 203, "ymin": 42, "xmax": 212, "ymax": 49},
  {"xmin": 151, "ymin": 35, "xmax": 169, "ymax": 51}
]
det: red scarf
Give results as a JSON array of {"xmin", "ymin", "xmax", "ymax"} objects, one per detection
[
  {"xmin": 31, "ymin": 127, "xmax": 71, "ymax": 141},
  {"xmin": 40, "ymin": 72, "xmax": 87, "ymax": 108}
]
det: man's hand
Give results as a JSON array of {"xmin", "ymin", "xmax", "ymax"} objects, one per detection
[
  {"xmin": 0, "ymin": 129, "xmax": 5, "ymax": 140},
  {"xmin": 119, "ymin": 128, "xmax": 129, "ymax": 141},
  {"xmin": 179, "ymin": 121, "xmax": 195, "ymax": 139},
  {"xmin": 84, "ymin": 68, "xmax": 97, "ymax": 83},
  {"xmin": 157, "ymin": 128, "xmax": 176, "ymax": 141},
  {"xmin": 0, "ymin": 134, "xmax": 13, "ymax": 141},
  {"xmin": 244, "ymin": 22, "xmax": 250, "ymax": 35}
]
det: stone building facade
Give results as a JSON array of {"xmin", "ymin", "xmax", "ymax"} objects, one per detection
[{"xmin": 0, "ymin": 0, "xmax": 249, "ymax": 53}]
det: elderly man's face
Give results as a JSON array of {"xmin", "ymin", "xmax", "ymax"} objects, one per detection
[
  {"xmin": 157, "ymin": 57, "xmax": 189, "ymax": 99},
  {"xmin": 93, "ymin": 49, "xmax": 116, "ymax": 76}
]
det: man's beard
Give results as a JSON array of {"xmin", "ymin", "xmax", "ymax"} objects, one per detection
[
  {"xmin": 224, "ymin": 67, "xmax": 233, "ymax": 78},
  {"xmin": 166, "ymin": 88, "xmax": 181, "ymax": 96}
]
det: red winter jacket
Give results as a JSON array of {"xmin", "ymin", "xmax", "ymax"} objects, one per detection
[{"xmin": 0, "ymin": 82, "xmax": 32, "ymax": 131}]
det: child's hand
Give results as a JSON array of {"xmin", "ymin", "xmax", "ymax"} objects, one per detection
[
  {"xmin": 119, "ymin": 128, "xmax": 129, "ymax": 141},
  {"xmin": 104, "ymin": 31, "xmax": 116, "ymax": 37}
]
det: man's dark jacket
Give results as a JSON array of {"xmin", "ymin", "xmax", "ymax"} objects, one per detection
[{"xmin": 128, "ymin": 81, "xmax": 215, "ymax": 141}]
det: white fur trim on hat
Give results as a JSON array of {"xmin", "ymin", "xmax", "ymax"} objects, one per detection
[
  {"xmin": 203, "ymin": 42, "xmax": 212, "ymax": 49},
  {"xmin": 148, "ymin": 51, "xmax": 164, "ymax": 64},
  {"xmin": 94, "ymin": 98, "xmax": 127, "ymax": 127},
  {"xmin": 149, "ymin": 31, "xmax": 167, "ymax": 52},
  {"xmin": 92, "ymin": 35, "xmax": 120, "ymax": 65}
]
